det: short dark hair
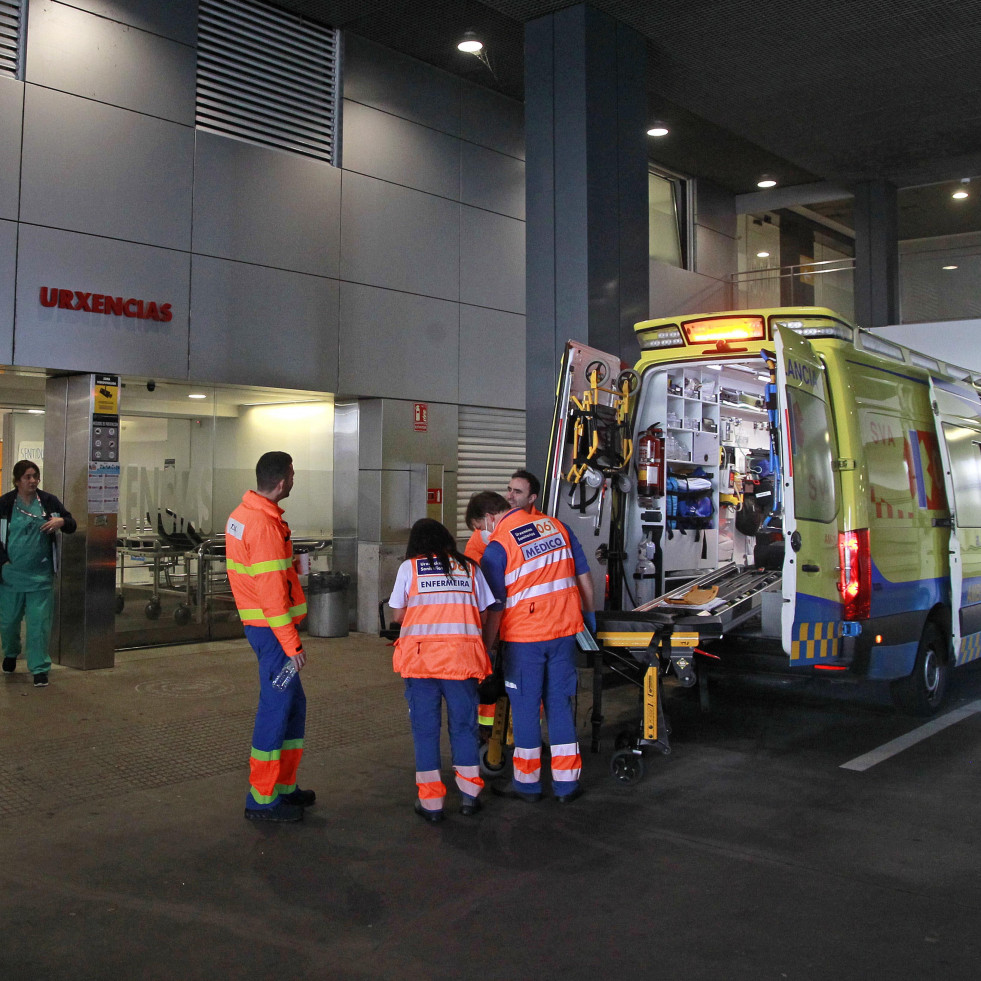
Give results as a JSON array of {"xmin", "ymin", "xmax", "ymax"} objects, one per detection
[
  {"xmin": 465, "ymin": 491, "xmax": 509, "ymax": 530},
  {"xmin": 12, "ymin": 460, "xmax": 40, "ymax": 485},
  {"xmin": 255, "ymin": 451, "xmax": 293, "ymax": 492},
  {"xmin": 511, "ymin": 469, "xmax": 540, "ymax": 499}
]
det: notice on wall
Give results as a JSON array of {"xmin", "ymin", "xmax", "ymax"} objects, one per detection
[
  {"xmin": 88, "ymin": 462, "xmax": 120, "ymax": 515},
  {"xmin": 414, "ymin": 402, "xmax": 428, "ymax": 432},
  {"xmin": 17, "ymin": 441, "xmax": 44, "ymax": 467}
]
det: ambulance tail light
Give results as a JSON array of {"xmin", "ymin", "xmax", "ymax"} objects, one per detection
[{"xmin": 838, "ymin": 529, "xmax": 870, "ymax": 621}]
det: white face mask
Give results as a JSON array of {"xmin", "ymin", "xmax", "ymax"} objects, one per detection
[
  {"xmin": 480, "ymin": 529, "xmax": 492, "ymax": 544},
  {"xmin": 479, "ymin": 513, "xmax": 500, "ymax": 544}
]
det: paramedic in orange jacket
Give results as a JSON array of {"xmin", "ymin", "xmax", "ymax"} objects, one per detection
[
  {"xmin": 226, "ymin": 451, "xmax": 312, "ymax": 823},
  {"xmin": 389, "ymin": 519, "xmax": 495, "ymax": 823},
  {"xmin": 481, "ymin": 470, "xmax": 595, "ymax": 803}
]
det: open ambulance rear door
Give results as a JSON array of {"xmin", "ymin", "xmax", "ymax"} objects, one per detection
[
  {"xmin": 773, "ymin": 325, "xmax": 847, "ymax": 665},
  {"xmin": 543, "ymin": 341, "xmax": 633, "ymax": 607},
  {"xmin": 928, "ymin": 378, "xmax": 981, "ymax": 666}
]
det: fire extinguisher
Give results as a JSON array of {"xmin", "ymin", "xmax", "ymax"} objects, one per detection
[{"xmin": 636, "ymin": 423, "xmax": 664, "ymax": 498}]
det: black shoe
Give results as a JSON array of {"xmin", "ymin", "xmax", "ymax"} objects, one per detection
[
  {"xmin": 33, "ymin": 672, "xmax": 49, "ymax": 688},
  {"xmin": 244, "ymin": 802, "xmax": 303, "ymax": 823},
  {"xmin": 279, "ymin": 787, "xmax": 316, "ymax": 807},
  {"xmin": 414, "ymin": 800, "xmax": 444, "ymax": 824},
  {"xmin": 2, "ymin": 657, "xmax": 15, "ymax": 674},
  {"xmin": 555, "ymin": 785, "xmax": 584, "ymax": 804},
  {"xmin": 490, "ymin": 782, "xmax": 541, "ymax": 803},
  {"xmin": 459, "ymin": 796, "xmax": 483, "ymax": 817}
]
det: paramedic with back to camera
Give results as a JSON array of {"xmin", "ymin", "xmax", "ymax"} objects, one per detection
[
  {"xmin": 481, "ymin": 470, "xmax": 595, "ymax": 802},
  {"xmin": 226, "ymin": 451, "xmax": 314, "ymax": 824}
]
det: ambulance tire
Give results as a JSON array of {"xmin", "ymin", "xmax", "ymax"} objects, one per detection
[{"xmin": 890, "ymin": 620, "xmax": 949, "ymax": 716}]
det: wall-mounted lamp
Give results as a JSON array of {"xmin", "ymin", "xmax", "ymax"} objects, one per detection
[
  {"xmin": 756, "ymin": 175, "xmax": 777, "ymax": 188},
  {"xmin": 647, "ymin": 121, "xmax": 669, "ymax": 137}
]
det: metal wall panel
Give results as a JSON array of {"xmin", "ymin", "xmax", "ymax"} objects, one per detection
[
  {"xmin": 343, "ymin": 33, "xmax": 461, "ymax": 138},
  {"xmin": 20, "ymin": 87, "xmax": 194, "ymax": 250},
  {"xmin": 695, "ymin": 224, "xmax": 738, "ymax": 284},
  {"xmin": 648, "ymin": 260, "xmax": 729, "ymax": 317},
  {"xmin": 694, "ymin": 179, "xmax": 737, "ymax": 239},
  {"xmin": 189, "ymin": 255, "xmax": 339, "ymax": 391},
  {"xmin": 461, "ymin": 83, "xmax": 524, "ymax": 159},
  {"xmin": 459, "ymin": 305, "xmax": 525, "ymax": 410},
  {"xmin": 461, "ymin": 142, "xmax": 525, "ymax": 220},
  {"xmin": 338, "ymin": 283, "xmax": 459, "ymax": 402},
  {"xmin": 15, "ymin": 224, "xmax": 190, "ymax": 375},
  {"xmin": 27, "ymin": 1, "xmax": 196, "ymax": 124},
  {"xmin": 460, "ymin": 206, "xmax": 525, "ymax": 314},
  {"xmin": 342, "ymin": 100, "xmax": 460, "ymax": 200},
  {"xmin": 60, "ymin": 0, "xmax": 197, "ymax": 45},
  {"xmin": 193, "ymin": 131, "xmax": 341, "ymax": 277},
  {"xmin": 0, "ymin": 218, "xmax": 15, "ymax": 361},
  {"xmin": 340, "ymin": 172, "xmax": 460, "ymax": 300},
  {"xmin": 0, "ymin": 76, "xmax": 22, "ymax": 220}
]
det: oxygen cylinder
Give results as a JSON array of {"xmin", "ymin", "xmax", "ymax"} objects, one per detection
[
  {"xmin": 636, "ymin": 424, "xmax": 664, "ymax": 499},
  {"xmin": 633, "ymin": 535, "xmax": 658, "ymax": 607}
]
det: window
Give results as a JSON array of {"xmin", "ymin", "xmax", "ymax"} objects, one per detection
[
  {"xmin": 0, "ymin": 0, "xmax": 26, "ymax": 80},
  {"xmin": 786, "ymin": 384, "xmax": 837, "ymax": 523},
  {"xmin": 649, "ymin": 169, "xmax": 691, "ymax": 269},
  {"xmin": 196, "ymin": 0, "xmax": 340, "ymax": 164}
]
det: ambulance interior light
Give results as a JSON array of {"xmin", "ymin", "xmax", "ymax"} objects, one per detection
[{"xmin": 638, "ymin": 325, "xmax": 685, "ymax": 350}]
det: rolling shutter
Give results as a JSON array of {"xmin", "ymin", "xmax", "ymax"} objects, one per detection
[{"xmin": 0, "ymin": 0, "xmax": 25, "ymax": 79}]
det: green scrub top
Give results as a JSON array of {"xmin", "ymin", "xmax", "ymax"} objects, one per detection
[{"xmin": 3, "ymin": 496, "xmax": 54, "ymax": 592}]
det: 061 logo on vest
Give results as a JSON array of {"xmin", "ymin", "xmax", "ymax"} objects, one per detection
[
  {"xmin": 416, "ymin": 556, "xmax": 473, "ymax": 592},
  {"xmin": 511, "ymin": 518, "xmax": 566, "ymax": 561}
]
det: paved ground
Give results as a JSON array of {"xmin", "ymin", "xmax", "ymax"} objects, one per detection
[{"xmin": 2, "ymin": 633, "xmax": 980, "ymax": 980}]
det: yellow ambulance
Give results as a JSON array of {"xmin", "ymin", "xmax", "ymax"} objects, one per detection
[{"xmin": 545, "ymin": 306, "xmax": 981, "ymax": 715}]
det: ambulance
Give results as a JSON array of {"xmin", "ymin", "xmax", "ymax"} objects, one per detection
[{"xmin": 545, "ymin": 306, "xmax": 981, "ymax": 715}]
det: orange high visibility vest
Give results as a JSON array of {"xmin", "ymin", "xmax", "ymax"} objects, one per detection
[
  {"xmin": 490, "ymin": 509, "xmax": 583, "ymax": 643},
  {"xmin": 226, "ymin": 490, "xmax": 307, "ymax": 657},
  {"xmin": 464, "ymin": 529, "xmax": 486, "ymax": 563},
  {"xmin": 394, "ymin": 555, "xmax": 492, "ymax": 680}
]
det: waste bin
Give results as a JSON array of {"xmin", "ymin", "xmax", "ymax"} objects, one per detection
[{"xmin": 305, "ymin": 571, "xmax": 350, "ymax": 638}]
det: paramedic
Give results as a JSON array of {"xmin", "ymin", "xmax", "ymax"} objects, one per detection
[
  {"xmin": 0, "ymin": 460, "xmax": 77, "ymax": 688},
  {"xmin": 481, "ymin": 472, "xmax": 595, "ymax": 803},
  {"xmin": 505, "ymin": 469, "xmax": 543, "ymax": 515},
  {"xmin": 226, "ymin": 451, "xmax": 313, "ymax": 824},
  {"xmin": 463, "ymin": 490, "xmax": 509, "ymax": 563}
]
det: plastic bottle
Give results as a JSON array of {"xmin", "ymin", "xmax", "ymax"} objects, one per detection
[{"xmin": 271, "ymin": 658, "xmax": 298, "ymax": 691}]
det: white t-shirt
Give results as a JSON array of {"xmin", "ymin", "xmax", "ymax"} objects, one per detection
[{"xmin": 388, "ymin": 557, "xmax": 496, "ymax": 611}]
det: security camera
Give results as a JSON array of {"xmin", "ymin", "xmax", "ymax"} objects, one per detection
[{"xmin": 147, "ymin": 380, "xmax": 156, "ymax": 392}]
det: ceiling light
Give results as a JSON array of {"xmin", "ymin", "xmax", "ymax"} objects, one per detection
[
  {"xmin": 188, "ymin": 393, "xmax": 207, "ymax": 399},
  {"xmin": 952, "ymin": 189, "xmax": 969, "ymax": 200},
  {"xmin": 457, "ymin": 30, "xmax": 483, "ymax": 53},
  {"xmin": 757, "ymin": 175, "xmax": 777, "ymax": 188},
  {"xmin": 756, "ymin": 251, "xmax": 770, "ymax": 258},
  {"xmin": 647, "ymin": 121, "xmax": 669, "ymax": 137},
  {"xmin": 943, "ymin": 265, "xmax": 958, "ymax": 270}
]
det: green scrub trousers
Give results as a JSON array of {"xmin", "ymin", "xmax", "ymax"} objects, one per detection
[{"xmin": 0, "ymin": 586, "xmax": 55, "ymax": 674}]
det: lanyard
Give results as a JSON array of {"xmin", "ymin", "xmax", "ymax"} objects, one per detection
[{"xmin": 13, "ymin": 497, "xmax": 49, "ymax": 522}]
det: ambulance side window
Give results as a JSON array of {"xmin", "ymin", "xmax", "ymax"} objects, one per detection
[
  {"xmin": 786, "ymin": 385, "xmax": 837, "ymax": 522},
  {"xmin": 942, "ymin": 424, "xmax": 981, "ymax": 528}
]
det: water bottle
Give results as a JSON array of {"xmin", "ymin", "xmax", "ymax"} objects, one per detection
[{"xmin": 271, "ymin": 658, "xmax": 298, "ymax": 691}]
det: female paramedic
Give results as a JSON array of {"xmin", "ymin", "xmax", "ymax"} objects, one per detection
[{"xmin": 388, "ymin": 518, "xmax": 495, "ymax": 824}]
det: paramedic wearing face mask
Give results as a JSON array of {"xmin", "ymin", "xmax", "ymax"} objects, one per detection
[
  {"xmin": 481, "ymin": 470, "xmax": 595, "ymax": 803},
  {"xmin": 463, "ymin": 491, "xmax": 509, "ymax": 563}
]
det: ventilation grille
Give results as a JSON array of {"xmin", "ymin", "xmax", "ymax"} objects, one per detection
[
  {"xmin": 197, "ymin": 0, "xmax": 339, "ymax": 164},
  {"xmin": 0, "ymin": 0, "xmax": 24, "ymax": 79},
  {"xmin": 456, "ymin": 406, "xmax": 526, "ymax": 541}
]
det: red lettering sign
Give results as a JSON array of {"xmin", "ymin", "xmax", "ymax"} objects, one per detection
[{"xmin": 39, "ymin": 286, "xmax": 173, "ymax": 323}]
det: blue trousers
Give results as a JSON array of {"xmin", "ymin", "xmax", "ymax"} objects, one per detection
[
  {"xmin": 503, "ymin": 635, "xmax": 581, "ymax": 797},
  {"xmin": 245, "ymin": 625, "xmax": 306, "ymax": 810}
]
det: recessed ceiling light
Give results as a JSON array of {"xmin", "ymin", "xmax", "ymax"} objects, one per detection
[
  {"xmin": 27, "ymin": 409, "xmax": 44, "ymax": 415},
  {"xmin": 757, "ymin": 175, "xmax": 777, "ymax": 188},
  {"xmin": 457, "ymin": 30, "xmax": 483, "ymax": 53},
  {"xmin": 943, "ymin": 264, "xmax": 958, "ymax": 270},
  {"xmin": 952, "ymin": 189, "xmax": 969, "ymax": 200},
  {"xmin": 756, "ymin": 251, "xmax": 770, "ymax": 258},
  {"xmin": 647, "ymin": 122, "xmax": 669, "ymax": 137},
  {"xmin": 188, "ymin": 393, "xmax": 207, "ymax": 399}
]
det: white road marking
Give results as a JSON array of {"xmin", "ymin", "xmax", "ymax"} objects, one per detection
[{"xmin": 840, "ymin": 699, "xmax": 981, "ymax": 771}]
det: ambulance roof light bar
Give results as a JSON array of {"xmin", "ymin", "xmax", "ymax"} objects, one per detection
[
  {"xmin": 637, "ymin": 325, "xmax": 685, "ymax": 350},
  {"xmin": 773, "ymin": 317, "xmax": 853, "ymax": 341},
  {"xmin": 682, "ymin": 316, "xmax": 765, "ymax": 345}
]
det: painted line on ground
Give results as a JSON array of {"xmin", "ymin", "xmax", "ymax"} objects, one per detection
[{"xmin": 840, "ymin": 699, "xmax": 981, "ymax": 771}]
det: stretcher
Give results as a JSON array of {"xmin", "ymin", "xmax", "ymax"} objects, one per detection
[{"xmin": 584, "ymin": 563, "xmax": 781, "ymax": 784}]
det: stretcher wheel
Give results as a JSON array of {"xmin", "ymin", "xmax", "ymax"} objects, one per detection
[
  {"xmin": 478, "ymin": 742, "xmax": 508, "ymax": 777},
  {"xmin": 115, "ymin": 592, "xmax": 125, "ymax": 614},
  {"xmin": 174, "ymin": 604, "xmax": 192, "ymax": 626},
  {"xmin": 614, "ymin": 729, "xmax": 635, "ymax": 751},
  {"xmin": 145, "ymin": 600, "xmax": 161, "ymax": 620},
  {"xmin": 610, "ymin": 749, "xmax": 644, "ymax": 785},
  {"xmin": 615, "ymin": 368, "xmax": 641, "ymax": 395},
  {"xmin": 584, "ymin": 360, "xmax": 609, "ymax": 385}
]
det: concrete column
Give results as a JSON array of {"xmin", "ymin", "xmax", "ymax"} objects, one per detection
[
  {"xmin": 853, "ymin": 180, "xmax": 899, "ymax": 328},
  {"xmin": 524, "ymin": 3, "xmax": 648, "ymax": 472}
]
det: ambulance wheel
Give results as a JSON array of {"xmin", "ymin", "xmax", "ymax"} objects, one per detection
[
  {"xmin": 174, "ymin": 604, "xmax": 192, "ymax": 626},
  {"xmin": 145, "ymin": 600, "xmax": 161, "ymax": 620},
  {"xmin": 610, "ymin": 749, "xmax": 644, "ymax": 785},
  {"xmin": 890, "ymin": 620, "xmax": 949, "ymax": 716},
  {"xmin": 479, "ymin": 742, "xmax": 507, "ymax": 777},
  {"xmin": 115, "ymin": 592, "xmax": 125, "ymax": 614}
]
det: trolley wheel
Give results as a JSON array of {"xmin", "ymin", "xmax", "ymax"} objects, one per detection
[
  {"xmin": 115, "ymin": 592, "xmax": 125, "ymax": 614},
  {"xmin": 614, "ymin": 729, "xmax": 635, "ymax": 751},
  {"xmin": 478, "ymin": 741, "xmax": 508, "ymax": 777},
  {"xmin": 615, "ymin": 368, "xmax": 641, "ymax": 395},
  {"xmin": 584, "ymin": 360, "xmax": 609, "ymax": 385},
  {"xmin": 144, "ymin": 600, "xmax": 161, "ymax": 620},
  {"xmin": 174, "ymin": 604, "xmax": 192, "ymax": 626},
  {"xmin": 610, "ymin": 749, "xmax": 645, "ymax": 785}
]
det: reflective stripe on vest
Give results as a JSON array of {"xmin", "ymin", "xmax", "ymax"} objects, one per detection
[
  {"xmin": 237, "ymin": 602, "xmax": 308, "ymax": 626},
  {"xmin": 227, "ymin": 556, "xmax": 293, "ymax": 576},
  {"xmin": 504, "ymin": 575, "xmax": 578, "ymax": 609}
]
